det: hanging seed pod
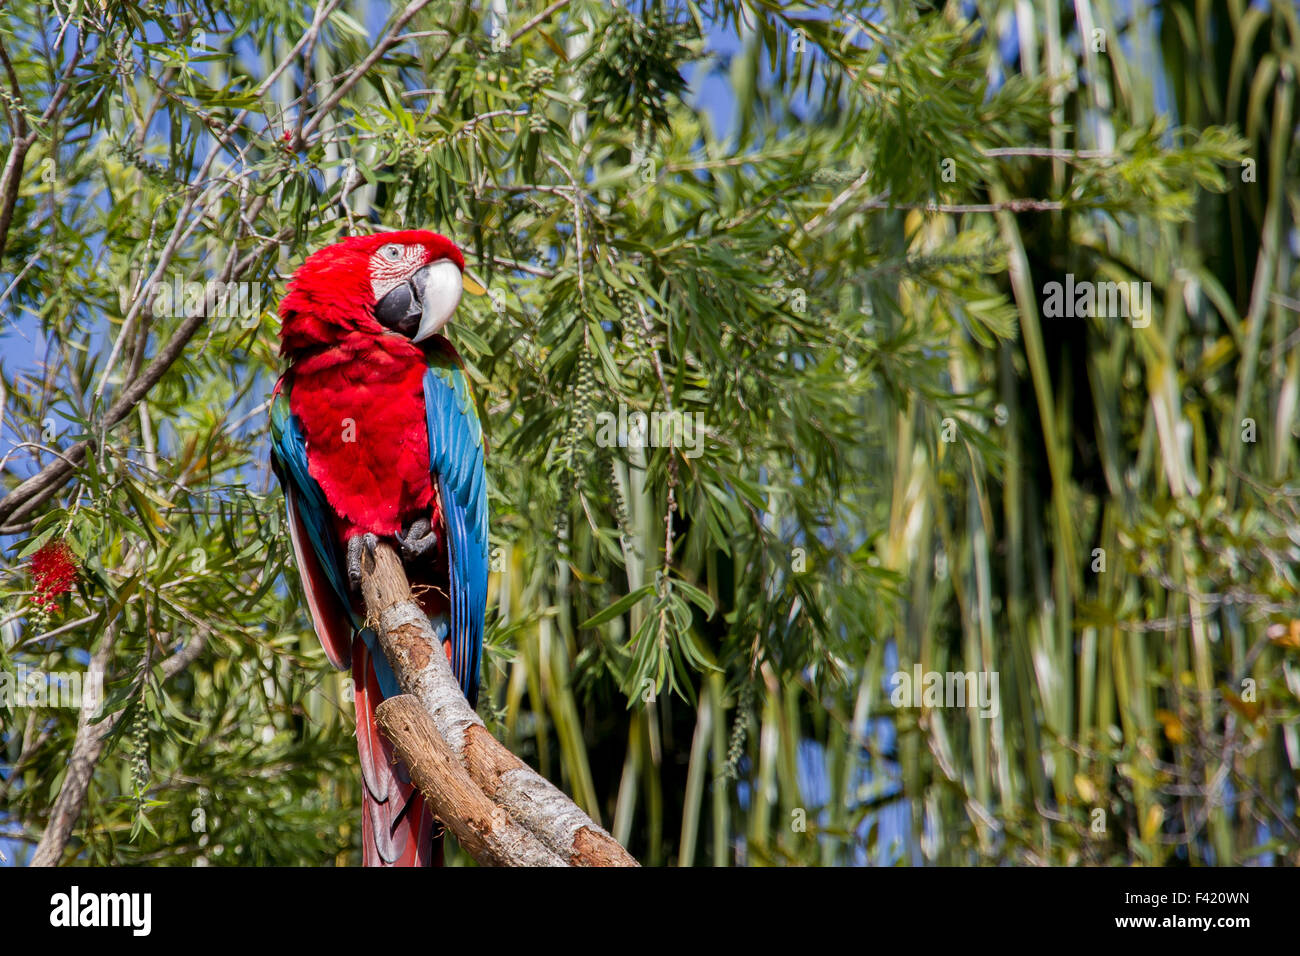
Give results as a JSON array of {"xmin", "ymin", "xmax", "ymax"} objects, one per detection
[
  {"xmin": 554, "ymin": 343, "xmax": 600, "ymax": 557},
  {"xmin": 605, "ymin": 454, "xmax": 635, "ymax": 555},
  {"xmin": 524, "ymin": 66, "xmax": 554, "ymax": 92},
  {"xmin": 130, "ymin": 705, "xmax": 151, "ymax": 812},
  {"xmin": 725, "ymin": 679, "xmax": 755, "ymax": 779}
]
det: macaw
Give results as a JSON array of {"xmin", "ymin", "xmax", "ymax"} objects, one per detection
[{"xmin": 268, "ymin": 231, "xmax": 488, "ymax": 867}]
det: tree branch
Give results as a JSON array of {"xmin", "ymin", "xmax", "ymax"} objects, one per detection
[
  {"xmin": 374, "ymin": 696, "xmax": 567, "ymax": 865},
  {"xmin": 298, "ymin": 0, "xmax": 436, "ymax": 144},
  {"xmin": 510, "ymin": 0, "xmax": 570, "ymax": 43},
  {"xmin": 358, "ymin": 540, "xmax": 637, "ymax": 867}
]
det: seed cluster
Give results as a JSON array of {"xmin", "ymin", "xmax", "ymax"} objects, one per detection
[
  {"xmin": 554, "ymin": 347, "xmax": 600, "ymax": 553},
  {"xmin": 726, "ymin": 680, "xmax": 755, "ymax": 779},
  {"xmin": 130, "ymin": 705, "xmax": 150, "ymax": 813}
]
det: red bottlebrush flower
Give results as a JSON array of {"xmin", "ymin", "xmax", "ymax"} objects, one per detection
[{"xmin": 30, "ymin": 539, "xmax": 77, "ymax": 612}]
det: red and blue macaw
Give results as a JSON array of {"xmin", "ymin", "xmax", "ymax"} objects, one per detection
[{"xmin": 269, "ymin": 231, "xmax": 488, "ymax": 867}]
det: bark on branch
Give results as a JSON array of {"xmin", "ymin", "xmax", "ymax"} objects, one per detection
[{"xmin": 358, "ymin": 541, "xmax": 637, "ymax": 867}]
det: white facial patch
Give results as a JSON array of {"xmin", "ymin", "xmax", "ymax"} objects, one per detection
[{"xmin": 369, "ymin": 243, "xmax": 426, "ymax": 301}]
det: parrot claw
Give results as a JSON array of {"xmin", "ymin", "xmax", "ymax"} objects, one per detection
[
  {"xmin": 396, "ymin": 517, "xmax": 439, "ymax": 560},
  {"xmin": 347, "ymin": 533, "xmax": 380, "ymax": 591}
]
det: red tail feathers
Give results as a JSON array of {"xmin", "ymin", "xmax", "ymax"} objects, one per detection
[{"xmin": 352, "ymin": 639, "xmax": 440, "ymax": 867}]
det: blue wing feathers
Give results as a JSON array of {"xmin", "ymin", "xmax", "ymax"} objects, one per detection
[
  {"xmin": 269, "ymin": 388, "xmax": 352, "ymax": 618},
  {"xmin": 424, "ymin": 363, "xmax": 488, "ymax": 709}
]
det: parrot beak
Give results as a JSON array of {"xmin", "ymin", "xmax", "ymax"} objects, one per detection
[{"xmin": 411, "ymin": 259, "xmax": 465, "ymax": 343}]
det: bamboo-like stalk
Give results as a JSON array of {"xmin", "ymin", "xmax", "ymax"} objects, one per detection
[
  {"xmin": 676, "ymin": 681, "xmax": 711, "ymax": 866},
  {"xmin": 709, "ymin": 673, "xmax": 730, "ymax": 867}
]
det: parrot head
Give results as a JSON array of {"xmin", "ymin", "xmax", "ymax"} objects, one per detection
[{"xmin": 278, "ymin": 230, "xmax": 483, "ymax": 352}]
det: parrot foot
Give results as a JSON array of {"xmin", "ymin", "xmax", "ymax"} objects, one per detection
[
  {"xmin": 396, "ymin": 517, "xmax": 439, "ymax": 560},
  {"xmin": 346, "ymin": 532, "xmax": 380, "ymax": 592}
]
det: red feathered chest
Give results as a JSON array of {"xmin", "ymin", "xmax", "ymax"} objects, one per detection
[{"xmin": 288, "ymin": 335, "xmax": 437, "ymax": 538}]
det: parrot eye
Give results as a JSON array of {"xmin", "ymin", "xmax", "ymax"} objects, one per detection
[{"xmin": 380, "ymin": 244, "xmax": 403, "ymax": 261}]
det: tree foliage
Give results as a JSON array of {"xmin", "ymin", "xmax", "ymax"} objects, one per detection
[{"xmin": 0, "ymin": 0, "xmax": 1295, "ymax": 866}]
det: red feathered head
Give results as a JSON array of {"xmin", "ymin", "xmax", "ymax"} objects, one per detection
[{"xmin": 278, "ymin": 230, "xmax": 470, "ymax": 353}]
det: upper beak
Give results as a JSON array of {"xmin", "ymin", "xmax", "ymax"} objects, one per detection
[{"xmin": 411, "ymin": 259, "xmax": 466, "ymax": 343}]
